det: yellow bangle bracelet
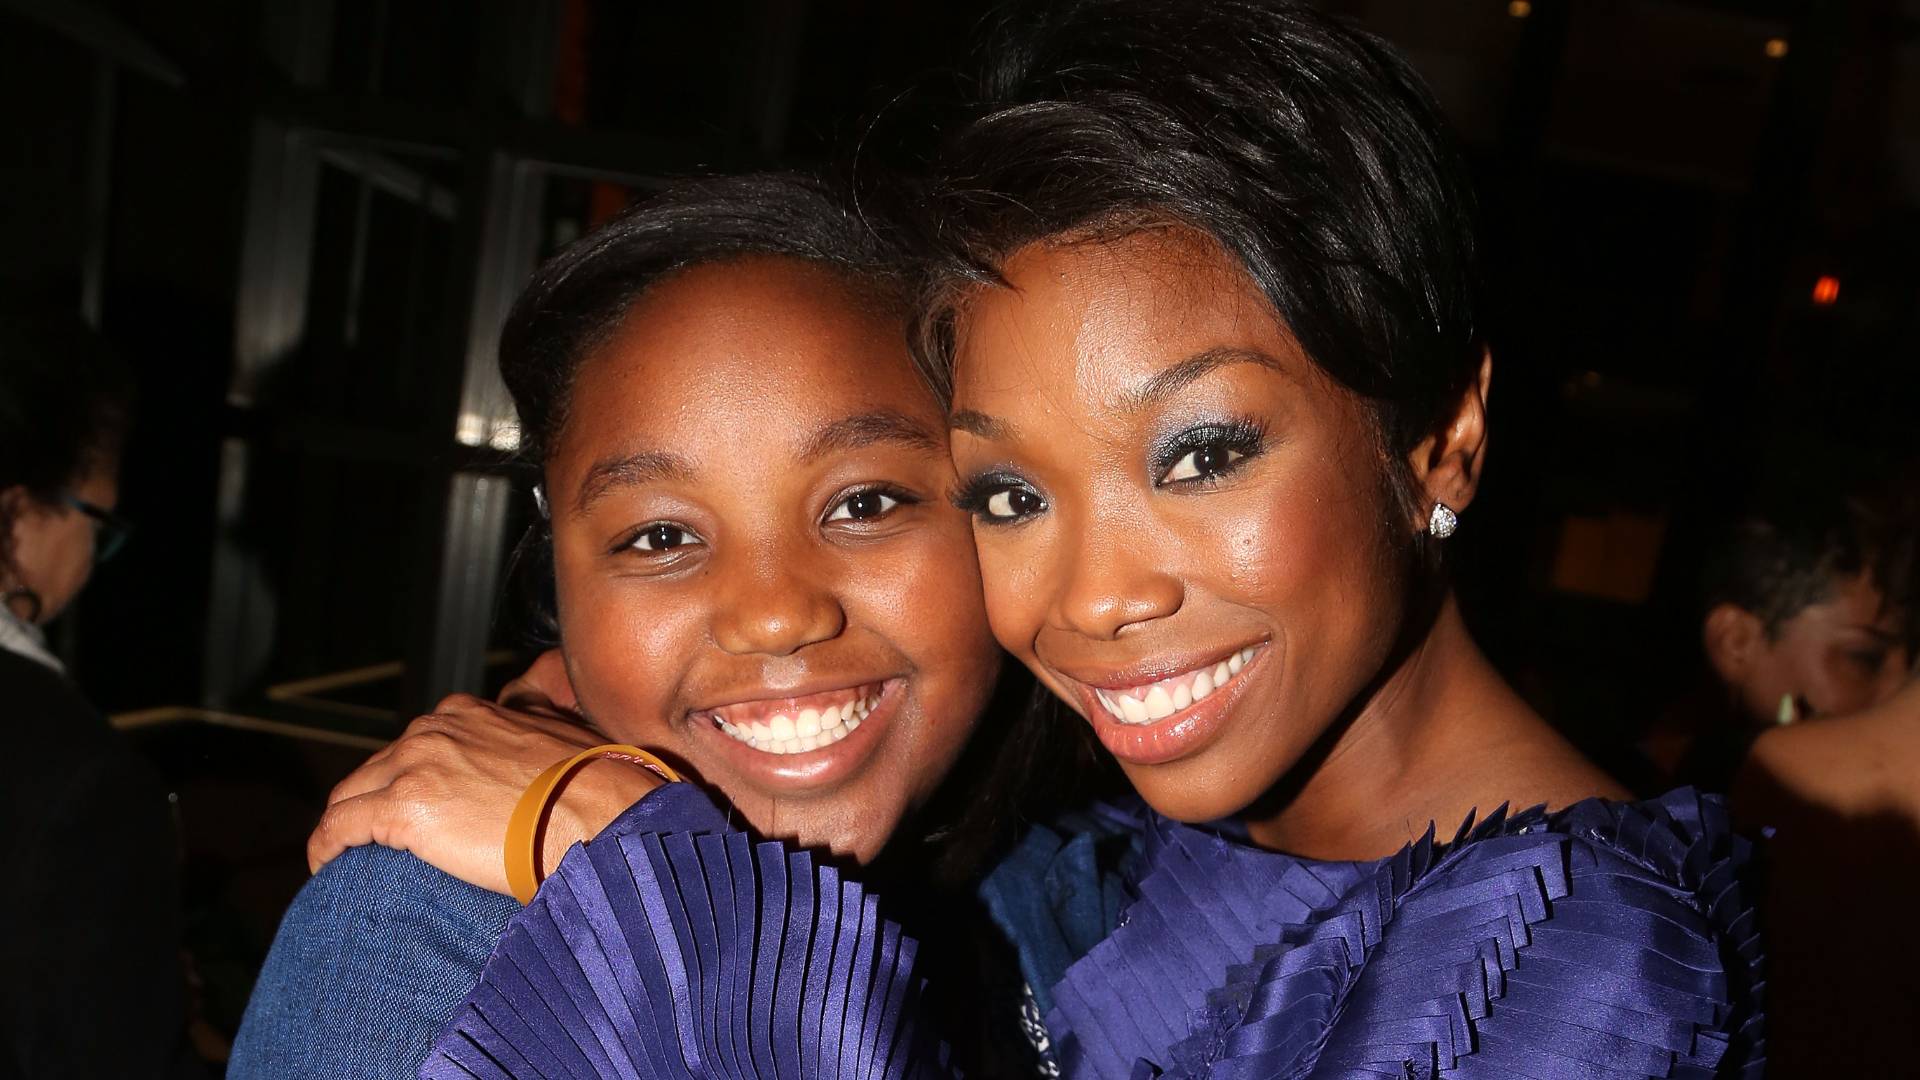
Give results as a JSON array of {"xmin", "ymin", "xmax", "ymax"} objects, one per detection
[{"xmin": 504, "ymin": 743, "xmax": 682, "ymax": 905}]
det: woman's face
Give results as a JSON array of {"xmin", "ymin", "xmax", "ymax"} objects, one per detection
[
  {"xmin": 948, "ymin": 227, "xmax": 1413, "ymax": 824},
  {"xmin": 2, "ymin": 465, "xmax": 117, "ymax": 624},
  {"xmin": 547, "ymin": 257, "xmax": 1001, "ymax": 862}
]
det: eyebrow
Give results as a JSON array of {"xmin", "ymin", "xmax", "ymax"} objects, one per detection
[
  {"xmin": 574, "ymin": 449, "xmax": 696, "ymax": 515},
  {"xmin": 799, "ymin": 410, "xmax": 943, "ymax": 463},
  {"xmin": 572, "ymin": 411, "xmax": 939, "ymax": 515},
  {"xmin": 1123, "ymin": 346, "xmax": 1283, "ymax": 413},
  {"xmin": 948, "ymin": 346, "xmax": 1284, "ymax": 440},
  {"xmin": 949, "ymin": 409, "xmax": 1010, "ymax": 440}
]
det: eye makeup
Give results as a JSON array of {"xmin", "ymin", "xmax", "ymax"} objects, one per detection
[{"xmin": 1149, "ymin": 417, "xmax": 1270, "ymax": 487}]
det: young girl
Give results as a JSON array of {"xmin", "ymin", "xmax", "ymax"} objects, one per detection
[{"xmin": 229, "ymin": 172, "xmax": 1035, "ymax": 1079}]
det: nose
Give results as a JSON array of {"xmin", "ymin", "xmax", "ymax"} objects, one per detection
[
  {"xmin": 710, "ymin": 548, "xmax": 847, "ymax": 657},
  {"xmin": 1048, "ymin": 511, "xmax": 1183, "ymax": 641}
]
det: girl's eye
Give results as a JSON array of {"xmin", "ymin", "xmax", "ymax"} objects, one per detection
[
  {"xmin": 826, "ymin": 489, "xmax": 903, "ymax": 523},
  {"xmin": 631, "ymin": 523, "xmax": 699, "ymax": 552},
  {"xmin": 985, "ymin": 487, "xmax": 1046, "ymax": 521},
  {"xmin": 1162, "ymin": 443, "xmax": 1246, "ymax": 483}
]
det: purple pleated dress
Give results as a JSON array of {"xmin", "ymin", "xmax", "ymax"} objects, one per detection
[{"xmin": 421, "ymin": 786, "xmax": 1763, "ymax": 1079}]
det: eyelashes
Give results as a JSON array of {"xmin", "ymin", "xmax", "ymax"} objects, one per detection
[
  {"xmin": 949, "ymin": 471, "xmax": 1043, "ymax": 523},
  {"xmin": 822, "ymin": 483, "xmax": 921, "ymax": 525},
  {"xmin": 605, "ymin": 484, "xmax": 924, "ymax": 562},
  {"xmin": 1149, "ymin": 418, "xmax": 1269, "ymax": 486},
  {"xmin": 953, "ymin": 416, "xmax": 1271, "ymax": 525}
]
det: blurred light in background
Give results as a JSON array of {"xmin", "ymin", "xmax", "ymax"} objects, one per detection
[
  {"xmin": 1765, "ymin": 38, "xmax": 1790, "ymax": 60},
  {"xmin": 1812, "ymin": 275, "xmax": 1840, "ymax": 305},
  {"xmin": 1507, "ymin": 1, "xmax": 1532, "ymax": 18}
]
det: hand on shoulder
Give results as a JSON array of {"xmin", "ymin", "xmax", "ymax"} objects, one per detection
[{"xmin": 307, "ymin": 651, "xmax": 663, "ymax": 896}]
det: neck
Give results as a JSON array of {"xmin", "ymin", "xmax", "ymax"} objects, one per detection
[{"xmin": 1240, "ymin": 593, "xmax": 1546, "ymax": 859}]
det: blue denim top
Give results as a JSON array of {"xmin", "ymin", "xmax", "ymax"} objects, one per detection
[{"xmin": 227, "ymin": 784, "xmax": 727, "ymax": 1079}]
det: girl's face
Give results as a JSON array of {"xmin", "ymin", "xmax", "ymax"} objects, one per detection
[
  {"xmin": 948, "ymin": 227, "xmax": 1414, "ymax": 824},
  {"xmin": 547, "ymin": 257, "xmax": 1001, "ymax": 862}
]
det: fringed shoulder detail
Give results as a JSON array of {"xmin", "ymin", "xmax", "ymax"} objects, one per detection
[{"xmin": 1047, "ymin": 789, "xmax": 1765, "ymax": 1080}]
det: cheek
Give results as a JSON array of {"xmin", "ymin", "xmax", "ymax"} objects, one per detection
[
  {"xmin": 845, "ymin": 525, "xmax": 1001, "ymax": 713},
  {"xmin": 1208, "ymin": 470, "xmax": 1397, "ymax": 619},
  {"xmin": 554, "ymin": 564, "xmax": 702, "ymax": 743},
  {"xmin": 972, "ymin": 531, "xmax": 1050, "ymax": 657}
]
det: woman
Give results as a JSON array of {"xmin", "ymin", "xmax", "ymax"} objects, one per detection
[
  {"xmin": 0, "ymin": 310, "xmax": 192, "ymax": 1078},
  {"xmin": 916, "ymin": 1, "xmax": 1761, "ymax": 1075},
  {"xmin": 420, "ymin": 2, "xmax": 1762, "ymax": 1077},
  {"xmin": 228, "ymin": 173, "xmax": 1035, "ymax": 1078}
]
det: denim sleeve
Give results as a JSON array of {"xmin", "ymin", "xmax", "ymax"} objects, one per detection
[
  {"xmin": 227, "ymin": 845, "xmax": 518, "ymax": 1080},
  {"xmin": 228, "ymin": 783, "xmax": 726, "ymax": 1079}
]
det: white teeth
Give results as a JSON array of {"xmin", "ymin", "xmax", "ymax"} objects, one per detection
[
  {"xmin": 1193, "ymin": 670, "xmax": 1215, "ymax": 700},
  {"xmin": 712, "ymin": 689, "xmax": 878, "ymax": 754},
  {"xmin": 1144, "ymin": 685, "xmax": 1175, "ymax": 720},
  {"xmin": 1092, "ymin": 646, "xmax": 1263, "ymax": 727}
]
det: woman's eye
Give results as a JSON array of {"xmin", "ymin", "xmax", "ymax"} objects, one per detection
[
  {"xmin": 985, "ymin": 488, "xmax": 1046, "ymax": 520},
  {"xmin": 1162, "ymin": 443, "xmax": 1245, "ymax": 484},
  {"xmin": 826, "ymin": 489, "xmax": 902, "ymax": 522},
  {"xmin": 631, "ymin": 523, "xmax": 698, "ymax": 552},
  {"xmin": 1846, "ymin": 648, "xmax": 1888, "ymax": 673}
]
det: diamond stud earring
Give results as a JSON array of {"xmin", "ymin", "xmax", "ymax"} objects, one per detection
[{"xmin": 1428, "ymin": 501, "xmax": 1458, "ymax": 538}]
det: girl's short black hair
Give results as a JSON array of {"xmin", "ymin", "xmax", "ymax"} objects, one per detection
[
  {"xmin": 0, "ymin": 308, "xmax": 132, "ymax": 576},
  {"xmin": 915, "ymin": 0, "xmax": 1484, "ymax": 493},
  {"xmin": 501, "ymin": 171, "xmax": 915, "ymax": 466}
]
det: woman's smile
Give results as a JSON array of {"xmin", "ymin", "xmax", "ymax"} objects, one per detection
[{"xmin": 1053, "ymin": 643, "xmax": 1269, "ymax": 765}]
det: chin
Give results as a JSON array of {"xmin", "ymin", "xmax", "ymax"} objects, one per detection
[{"xmin": 1125, "ymin": 766, "xmax": 1248, "ymax": 824}]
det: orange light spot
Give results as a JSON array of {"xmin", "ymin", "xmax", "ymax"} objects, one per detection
[
  {"xmin": 1812, "ymin": 276, "xmax": 1840, "ymax": 305},
  {"xmin": 1765, "ymin": 38, "xmax": 1790, "ymax": 60},
  {"xmin": 1508, "ymin": 0, "xmax": 1532, "ymax": 17}
]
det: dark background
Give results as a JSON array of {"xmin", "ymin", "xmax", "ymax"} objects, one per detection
[{"xmin": 4, "ymin": 0, "xmax": 1918, "ymax": 1060}]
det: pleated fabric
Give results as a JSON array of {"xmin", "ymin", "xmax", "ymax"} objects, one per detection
[
  {"xmin": 419, "ymin": 827, "xmax": 955, "ymax": 1079},
  {"xmin": 421, "ymin": 787, "xmax": 1761, "ymax": 1080},
  {"xmin": 1046, "ymin": 788, "xmax": 1765, "ymax": 1080}
]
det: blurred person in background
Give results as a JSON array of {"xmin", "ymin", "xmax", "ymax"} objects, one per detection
[
  {"xmin": 1642, "ymin": 459, "xmax": 1918, "ymax": 1077},
  {"xmin": 0, "ymin": 309, "xmax": 197, "ymax": 1078},
  {"xmin": 1640, "ymin": 463, "xmax": 1916, "ymax": 793}
]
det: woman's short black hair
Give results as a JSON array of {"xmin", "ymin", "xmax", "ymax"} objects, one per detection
[
  {"xmin": 915, "ymin": 0, "xmax": 1484, "ymax": 498},
  {"xmin": 501, "ymin": 171, "xmax": 915, "ymax": 466},
  {"xmin": 1704, "ymin": 462, "xmax": 1919, "ymax": 649},
  {"xmin": 0, "ymin": 308, "xmax": 132, "ymax": 575}
]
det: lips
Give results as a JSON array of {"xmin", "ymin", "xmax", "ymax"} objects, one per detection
[
  {"xmin": 1061, "ymin": 643, "xmax": 1269, "ymax": 766},
  {"xmin": 685, "ymin": 676, "xmax": 904, "ymax": 793},
  {"xmin": 1089, "ymin": 645, "xmax": 1261, "ymax": 725},
  {"xmin": 704, "ymin": 683, "xmax": 880, "ymax": 756}
]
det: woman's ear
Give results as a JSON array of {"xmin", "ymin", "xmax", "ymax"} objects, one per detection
[
  {"xmin": 0, "ymin": 484, "xmax": 27, "ymax": 581},
  {"xmin": 1406, "ymin": 349, "xmax": 1492, "ymax": 528},
  {"xmin": 1703, "ymin": 603, "xmax": 1765, "ymax": 685}
]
